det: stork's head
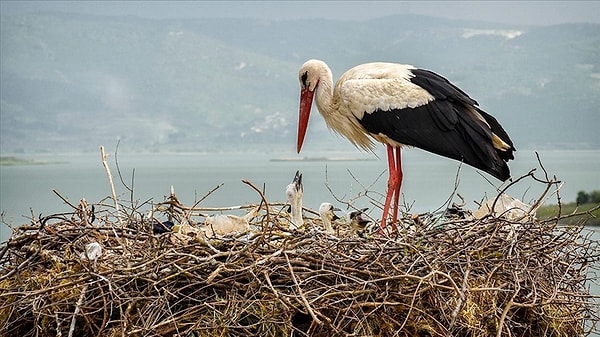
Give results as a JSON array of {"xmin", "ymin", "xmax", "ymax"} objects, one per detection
[
  {"xmin": 297, "ymin": 59, "xmax": 327, "ymax": 153},
  {"xmin": 348, "ymin": 208, "xmax": 370, "ymax": 230},
  {"xmin": 319, "ymin": 202, "xmax": 340, "ymax": 222},
  {"xmin": 285, "ymin": 170, "xmax": 303, "ymax": 204}
]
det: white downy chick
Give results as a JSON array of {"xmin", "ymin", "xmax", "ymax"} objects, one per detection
[
  {"xmin": 286, "ymin": 170, "xmax": 303, "ymax": 229},
  {"xmin": 319, "ymin": 202, "xmax": 341, "ymax": 233}
]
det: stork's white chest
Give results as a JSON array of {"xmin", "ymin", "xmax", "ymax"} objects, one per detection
[{"xmin": 335, "ymin": 63, "xmax": 435, "ymax": 119}]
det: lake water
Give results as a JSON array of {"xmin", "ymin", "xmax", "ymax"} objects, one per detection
[
  {"xmin": 1, "ymin": 149, "xmax": 599, "ymax": 333},
  {"xmin": 1, "ymin": 149, "xmax": 598, "ymax": 231}
]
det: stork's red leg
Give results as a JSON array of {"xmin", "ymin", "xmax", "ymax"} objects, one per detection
[
  {"xmin": 380, "ymin": 145, "xmax": 397, "ymax": 230},
  {"xmin": 391, "ymin": 147, "xmax": 403, "ymax": 231},
  {"xmin": 380, "ymin": 145, "xmax": 394, "ymax": 229},
  {"xmin": 380, "ymin": 145, "xmax": 403, "ymax": 233}
]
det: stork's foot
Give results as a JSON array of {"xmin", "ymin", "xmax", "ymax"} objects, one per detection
[{"xmin": 378, "ymin": 219, "xmax": 399, "ymax": 237}]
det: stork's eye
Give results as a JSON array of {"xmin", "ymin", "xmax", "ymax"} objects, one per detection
[{"xmin": 301, "ymin": 71, "xmax": 308, "ymax": 87}]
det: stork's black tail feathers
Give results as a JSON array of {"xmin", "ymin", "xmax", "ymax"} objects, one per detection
[
  {"xmin": 477, "ymin": 107, "xmax": 516, "ymax": 162},
  {"xmin": 453, "ymin": 107, "xmax": 515, "ymax": 182}
]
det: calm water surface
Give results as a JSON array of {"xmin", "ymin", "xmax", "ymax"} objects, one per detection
[{"xmin": 1, "ymin": 150, "xmax": 598, "ymax": 227}]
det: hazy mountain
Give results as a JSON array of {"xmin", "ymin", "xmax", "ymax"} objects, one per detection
[{"xmin": 1, "ymin": 12, "xmax": 599, "ymax": 153}]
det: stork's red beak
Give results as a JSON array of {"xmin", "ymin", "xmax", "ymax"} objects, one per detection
[{"xmin": 297, "ymin": 88, "xmax": 314, "ymax": 153}]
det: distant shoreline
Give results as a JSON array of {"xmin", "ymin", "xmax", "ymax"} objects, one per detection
[
  {"xmin": 0, "ymin": 156, "xmax": 67, "ymax": 166},
  {"xmin": 270, "ymin": 156, "xmax": 375, "ymax": 162}
]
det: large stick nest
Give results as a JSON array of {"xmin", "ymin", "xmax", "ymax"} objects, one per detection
[{"xmin": 0, "ymin": 171, "xmax": 598, "ymax": 337}]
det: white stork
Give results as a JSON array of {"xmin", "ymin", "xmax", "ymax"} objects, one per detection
[
  {"xmin": 286, "ymin": 170, "xmax": 303, "ymax": 229},
  {"xmin": 319, "ymin": 202, "xmax": 340, "ymax": 233},
  {"xmin": 296, "ymin": 59, "xmax": 515, "ymax": 230}
]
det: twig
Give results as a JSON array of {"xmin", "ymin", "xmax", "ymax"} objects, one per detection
[
  {"xmin": 448, "ymin": 258, "xmax": 470, "ymax": 334},
  {"xmin": 242, "ymin": 179, "xmax": 271, "ymax": 232},
  {"xmin": 284, "ymin": 251, "xmax": 323, "ymax": 326},
  {"xmin": 114, "ymin": 139, "xmax": 133, "ymax": 194},
  {"xmin": 68, "ymin": 283, "xmax": 89, "ymax": 337},
  {"xmin": 497, "ymin": 274, "xmax": 521, "ymax": 337},
  {"xmin": 52, "ymin": 189, "xmax": 78, "ymax": 209},
  {"xmin": 100, "ymin": 146, "xmax": 123, "ymax": 228}
]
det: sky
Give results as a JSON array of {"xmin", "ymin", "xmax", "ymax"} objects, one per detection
[{"xmin": 1, "ymin": 1, "xmax": 599, "ymax": 26}]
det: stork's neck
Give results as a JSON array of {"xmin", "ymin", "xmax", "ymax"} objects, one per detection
[
  {"xmin": 322, "ymin": 217, "xmax": 334, "ymax": 233},
  {"xmin": 313, "ymin": 63, "xmax": 375, "ymax": 151},
  {"xmin": 314, "ymin": 65, "xmax": 335, "ymax": 118},
  {"xmin": 290, "ymin": 196, "xmax": 303, "ymax": 229}
]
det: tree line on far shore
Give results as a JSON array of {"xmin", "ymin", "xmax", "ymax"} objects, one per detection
[
  {"xmin": 576, "ymin": 190, "xmax": 600, "ymax": 205},
  {"xmin": 537, "ymin": 190, "xmax": 600, "ymax": 227}
]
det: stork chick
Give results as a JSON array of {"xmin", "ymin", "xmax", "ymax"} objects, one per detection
[
  {"xmin": 203, "ymin": 206, "xmax": 259, "ymax": 236},
  {"xmin": 348, "ymin": 208, "xmax": 371, "ymax": 238},
  {"xmin": 319, "ymin": 202, "xmax": 341, "ymax": 234},
  {"xmin": 286, "ymin": 170, "xmax": 303, "ymax": 229}
]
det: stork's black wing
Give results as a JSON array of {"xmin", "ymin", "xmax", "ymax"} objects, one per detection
[{"xmin": 359, "ymin": 68, "xmax": 515, "ymax": 181}]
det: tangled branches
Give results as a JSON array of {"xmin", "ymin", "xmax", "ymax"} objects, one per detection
[{"xmin": 0, "ymin": 172, "xmax": 598, "ymax": 337}]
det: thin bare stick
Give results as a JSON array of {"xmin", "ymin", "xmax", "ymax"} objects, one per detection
[
  {"xmin": 284, "ymin": 251, "xmax": 323, "ymax": 326},
  {"xmin": 242, "ymin": 179, "xmax": 271, "ymax": 222},
  {"xmin": 189, "ymin": 183, "xmax": 225, "ymax": 209},
  {"xmin": 52, "ymin": 189, "xmax": 78, "ymax": 209},
  {"xmin": 114, "ymin": 139, "xmax": 133, "ymax": 194},
  {"xmin": 100, "ymin": 145, "xmax": 123, "ymax": 227},
  {"xmin": 68, "ymin": 283, "xmax": 88, "ymax": 337}
]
